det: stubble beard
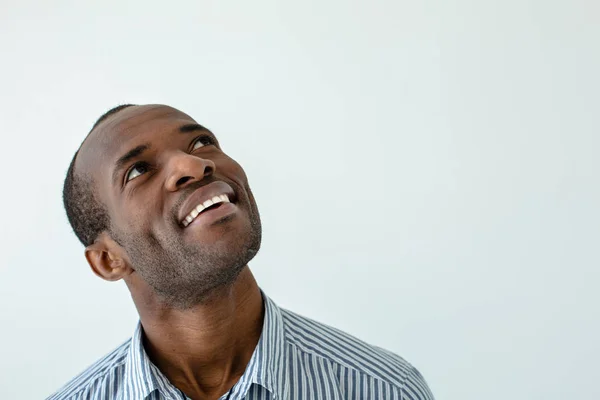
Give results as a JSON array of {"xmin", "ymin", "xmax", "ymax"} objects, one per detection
[{"xmin": 115, "ymin": 212, "xmax": 262, "ymax": 310}]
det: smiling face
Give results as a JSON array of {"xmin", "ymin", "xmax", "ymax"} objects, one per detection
[{"xmin": 77, "ymin": 105, "xmax": 262, "ymax": 308}]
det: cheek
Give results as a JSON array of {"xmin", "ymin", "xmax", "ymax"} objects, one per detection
[
  {"xmin": 221, "ymin": 156, "xmax": 250, "ymax": 185},
  {"xmin": 112, "ymin": 197, "xmax": 158, "ymax": 237},
  {"xmin": 224, "ymin": 158, "xmax": 259, "ymax": 213}
]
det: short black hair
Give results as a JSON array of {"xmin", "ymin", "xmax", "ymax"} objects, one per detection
[{"xmin": 63, "ymin": 104, "xmax": 136, "ymax": 246}]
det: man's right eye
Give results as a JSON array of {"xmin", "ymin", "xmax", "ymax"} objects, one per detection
[{"xmin": 125, "ymin": 162, "xmax": 149, "ymax": 182}]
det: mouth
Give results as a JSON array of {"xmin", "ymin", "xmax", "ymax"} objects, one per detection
[{"xmin": 181, "ymin": 193, "xmax": 233, "ymax": 227}]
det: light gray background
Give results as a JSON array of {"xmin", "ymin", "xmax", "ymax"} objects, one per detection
[{"xmin": 1, "ymin": 1, "xmax": 598, "ymax": 399}]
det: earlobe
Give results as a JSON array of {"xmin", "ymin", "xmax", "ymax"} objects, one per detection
[{"xmin": 85, "ymin": 233, "xmax": 132, "ymax": 281}]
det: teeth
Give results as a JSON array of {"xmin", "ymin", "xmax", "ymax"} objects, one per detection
[{"xmin": 182, "ymin": 193, "xmax": 232, "ymax": 226}]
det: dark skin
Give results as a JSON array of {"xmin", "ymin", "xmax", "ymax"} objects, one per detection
[{"xmin": 77, "ymin": 105, "xmax": 264, "ymax": 400}]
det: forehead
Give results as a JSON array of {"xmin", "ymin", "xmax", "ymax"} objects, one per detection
[{"xmin": 76, "ymin": 105, "xmax": 196, "ymax": 178}]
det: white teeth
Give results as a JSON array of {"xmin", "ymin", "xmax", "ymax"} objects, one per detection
[{"xmin": 182, "ymin": 193, "xmax": 232, "ymax": 226}]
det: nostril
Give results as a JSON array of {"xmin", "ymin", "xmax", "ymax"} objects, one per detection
[{"xmin": 176, "ymin": 176, "xmax": 193, "ymax": 187}]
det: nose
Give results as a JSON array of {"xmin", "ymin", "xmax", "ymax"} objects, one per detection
[{"xmin": 164, "ymin": 152, "xmax": 216, "ymax": 192}]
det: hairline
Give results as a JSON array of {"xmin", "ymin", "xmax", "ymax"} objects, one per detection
[{"xmin": 67, "ymin": 104, "xmax": 137, "ymax": 245}]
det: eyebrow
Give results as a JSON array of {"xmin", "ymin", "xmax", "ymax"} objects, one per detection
[
  {"xmin": 112, "ymin": 144, "xmax": 150, "ymax": 183},
  {"xmin": 179, "ymin": 123, "xmax": 209, "ymax": 134}
]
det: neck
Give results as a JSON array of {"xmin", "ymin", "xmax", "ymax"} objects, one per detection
[{"xmin": 129, "ymin": 267, "xmax": 264, "ymax": 400}]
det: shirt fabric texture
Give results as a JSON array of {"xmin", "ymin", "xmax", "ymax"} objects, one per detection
[{"xmin": 47, "ymin": 292, "xmax": 434, "ymax": 400}]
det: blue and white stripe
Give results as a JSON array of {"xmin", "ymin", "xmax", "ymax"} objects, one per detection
[{"xmin": 47, "ymin": 293, "xmax": 434, "ymax": 399}]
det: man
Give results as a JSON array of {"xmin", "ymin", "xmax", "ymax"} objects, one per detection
[{"xmin": 49, "ymin": 104, "xmax": 434, "ymax": 400}]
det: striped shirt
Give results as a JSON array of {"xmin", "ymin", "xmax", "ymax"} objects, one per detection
[{"xmin": 47, "ymin": 293, "xmax": 434, "ymax": 400}]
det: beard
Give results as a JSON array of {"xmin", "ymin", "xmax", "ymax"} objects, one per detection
[{"xmin": 113, "ymin": 194, "xmax": 262, "ymax": 310}]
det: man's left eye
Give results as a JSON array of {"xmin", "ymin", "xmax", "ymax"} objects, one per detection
[{"xmin": 191, "ymin": 136, "xmax": 215, "ymax": 151}]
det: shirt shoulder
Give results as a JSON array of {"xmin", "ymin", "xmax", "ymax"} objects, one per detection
[
  {"xmin": 280, "ymin": 308, "xmax": 434, "ymax": 399},
  {"xmin": 45, "ymin": 339, "xmax": 131, "ymax": 400}
]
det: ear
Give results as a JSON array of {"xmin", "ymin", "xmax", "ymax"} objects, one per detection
[{"xmin": 85, "ymin": 232, "xmax": 133, "ymax": 281}]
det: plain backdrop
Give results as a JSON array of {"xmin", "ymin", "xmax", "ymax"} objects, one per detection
[{"xmin": 0, "ymin": 1, "xmax": 598, "ymax": 399}]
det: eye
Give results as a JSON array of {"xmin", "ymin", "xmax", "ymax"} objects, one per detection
[
  {"xmin": 191, "ymin": 135, "xmax": 216, "ymax": 151},
  {"xmin": 125, "ymin": 162, "xmax": 149, "ymax": 182}
]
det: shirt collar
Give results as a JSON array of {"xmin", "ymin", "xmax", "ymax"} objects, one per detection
[
  {"xmin": 123, "ymin": 290, "xmax": 287, "ymax": 399},
  {"xmin": 122, "ymin": 322, "xmax": 159, "ymax": 399},
  {"xmin": 235, "ymin": 291, "xmax": 287, "ymax": 399}
]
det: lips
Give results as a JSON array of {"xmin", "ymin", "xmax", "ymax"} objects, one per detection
[{"xmin": 177, "ymin": 181, "xmax": 237, "ymax": 227}]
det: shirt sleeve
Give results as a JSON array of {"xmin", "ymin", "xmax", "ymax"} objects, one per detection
[{"xmin": 402, "ymin": 365, "xmax": 435, "ymax": 400}]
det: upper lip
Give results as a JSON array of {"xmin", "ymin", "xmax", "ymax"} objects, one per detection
[{"xmin": 177, "ymin": 181, "xmax": 236, "ymax": 225}]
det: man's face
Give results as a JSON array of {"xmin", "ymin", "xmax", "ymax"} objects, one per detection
[{"xmin": 77, "ymin": 105, "xmax": 262, "ymax": 308}]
